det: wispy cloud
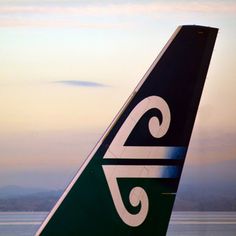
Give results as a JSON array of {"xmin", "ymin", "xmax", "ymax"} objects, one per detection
[
  {"xmin": 54, "ymin": 80, "xmax": 108, "ymax": 88},
  {"xmin": 0, "ymin": 1, "xmax": 235, "ymax": 28},
  {"xmin": 0, "ymin": 2, "xmax": 236, "ymax": 15},
  {"xmin": 0, "ymin": 18, "xmax": 127, "ymax": 29}
]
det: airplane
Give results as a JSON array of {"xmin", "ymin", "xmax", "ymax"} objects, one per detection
[{"xmin": 36, "ymin": 25, "xmax": 218, "ymax": 235}]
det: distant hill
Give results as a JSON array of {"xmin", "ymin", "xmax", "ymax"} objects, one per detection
[
  {"xmin": 1, "ymin": 185, "xmax": 236, "ymax": 212},
  {"xmin": 1, "ymin": 157, "xmax": 236, "ymax": 212},
  {"xmin": 0, "ymin": 185, "xmax": 55, "ymax": 199},
  {"xmin": 174, "ymin": 158, "xmax": 236, "ymax": 211},
  {"xmin": 174, "ymin": 183, "xmax": 236, "ymax": 211},
  {"xmin": 0, "ymin": 186, "xmax": 62, "ymax": 211}
]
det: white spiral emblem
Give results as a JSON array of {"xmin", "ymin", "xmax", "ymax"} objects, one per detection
[{"xmin": 102, "ymin": 96, "xmax": 171, "ymax": 227}]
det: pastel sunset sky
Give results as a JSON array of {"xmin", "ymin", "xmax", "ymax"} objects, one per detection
[{"xmin": 0, "ymin": 0, "xmax": 236, "ymax": 189}]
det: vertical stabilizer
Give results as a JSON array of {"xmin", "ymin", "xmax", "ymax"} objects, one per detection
[{"xmin": 36, "ymin": 25, "xmax": 218, "ymax": 236}]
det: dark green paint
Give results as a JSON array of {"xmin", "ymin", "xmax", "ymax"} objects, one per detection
[{"xmin": 41, "ymin": 154, "xmax": 177, "ymax": 236}]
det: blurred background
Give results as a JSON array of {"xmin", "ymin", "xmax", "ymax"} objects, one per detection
[{"xmin": 0, "ymin": 0, "xmax": 236, "ymax": 213}]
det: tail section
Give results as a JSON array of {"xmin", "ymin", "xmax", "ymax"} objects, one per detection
[{"xmin": 36, "ymin": 25, "xmax": 218, "ymax": 235}]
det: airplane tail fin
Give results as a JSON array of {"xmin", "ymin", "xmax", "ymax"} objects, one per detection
[{"xmin": 36, "ymin": 25, "xmax": 218, "ymax": 235}]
